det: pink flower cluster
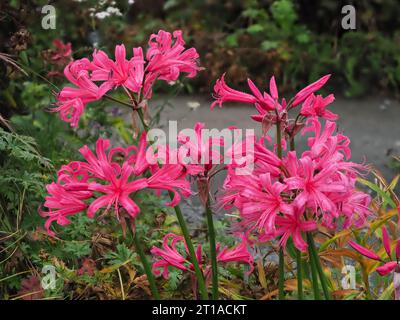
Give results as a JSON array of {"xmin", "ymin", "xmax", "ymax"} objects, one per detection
[
  {"xmin": 151, "ymin": 233, "xmax": 254, "ymax": 280},
  {"xmin": 213, "ymin": 74, "xmax": 371, "ymax": 252},
  {"xmin": 39, "ymin": 133, "xmax": 191, "ymax": 236},
  {"xmin": 53, "ymin": 30, "xmax": 199, "ymax": 127}
]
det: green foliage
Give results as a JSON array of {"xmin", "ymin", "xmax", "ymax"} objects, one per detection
[{"xmin": 105, "ymin": 243, "xmax": 136, "ymax": 266}]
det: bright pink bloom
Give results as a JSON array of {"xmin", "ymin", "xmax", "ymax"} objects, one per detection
[
  {"xmin": 87, "ymin": 163, "xmax": 148, "ymax": 219},
  {"xmin": 177, "ymin": 122, "xmax": 223, "ymax": 173},
  {"xmin": 302, "ymin": 118, "xmax": 351, "ymax": 162},
  {"xmin": 40, "ymin": 136, "xmax": 192, "ymax": 235},
  {"xmin": 300, "ymin": 94, "xmax": 338, "ymax": 120},
  {"xmin": 216, "ymin": 237, "xmax": 254, "ymax": 274},
  {"xmin": 151, "ymin": 233, "xmax": 200, "ymax": 279},
  {"xmin": 340, "ymin": 191, "xmax": 371, "ymax": 228},
  {"xmin": 292, "ymin": 74, "xmax": 331, "ymax": 107},
  {"xmin": 146, "ymin": 30, "xmax": 199, "ymax": 81},
  {"xmin": 147, "ymin": 164, "xmax": 192, "ymax": 207},
  {"xmin": 52, "ymin": 60, "xmax": 112, "ymax": 127},
  {"xmin": 271, "ymin": 205, "xmax": 317, "ymax": 252},
  {"xmin": 240, "ymin": 173, "xmax": 293, "ymax": 233},
  {"xmin": 144, "ymin": 30, "xmax": 199, "ymax": 98},
  {"xmin": 285, "ymin": 156, "xmax": 345, "ymax": 214},
  {"xmin": 348, "ymin": 240, "xmax": 382, "ymax": 261},
  {"xmin": 151, "ymin": 233, "xmax": 254, "ymax": 280},
  {"xmin": 91, "ymin": 45, "xmax": 145, "ymax": 93},
  {"xmin": 53, "ymin": 30, "xmax": 198, "ymax": 126},
  {"xmin": 39, "ymin": 182, "xmax": 90, "ymax": 236},
  {"xmin": 211, "ymin": 75, "xmax": 278, "ymax": 112},
  {"xmin": 211, "ymin": 74, "xmax": 257, "ymax": 110},
  {"xmin": 382, "ymin": 226, "xmax": 392, "ymax": 259},
  {"xmin": 376, "ymin": 262, "xmax": 398, "ymax": 276},
  {"xmin": 269, "ymin": 76, "xmax": 278, "ymax": 100}
]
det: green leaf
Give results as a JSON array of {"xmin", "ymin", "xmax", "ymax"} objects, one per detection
[
  {"xmin": 357, "ymin": 178, "xmax": 396, "ymax": 208},
  {"xmin": 261, "ymin": 40, "xmax": 279, "ymax": 51},
  {"xmin": 247, "ymin": 24, "xmax": 264, "ymax": 34}
]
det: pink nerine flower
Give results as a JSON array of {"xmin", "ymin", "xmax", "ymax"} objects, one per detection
[
  {"xmin": 91, "ymin": 45, "xmax": 145, "ymax": 93},
  {"xmin": 349, "ymin": 226, "xmax": 400, "ymax": 276},
  {"xmin": 292, "ymin": 74, "xmax": 331, "ymax": 107},
  {"xmin": 284, "ymin": 156, "xmax": 345, "ymax": 214},
  {"xmin": 177, "ymin": 122, "xmax": 223, "ymax": 173},
  {"xmin": 52, "ymin": 60, "xmax": 112, "ymax": 127},
  {"xmin": 151, "ymin": 233, "xmax": 254, "ymax": 280},
  {"xmin": 216, "ymin": 237, "xmax": 254, "ymax": 274},
  {"xmin": 300, "ymin": 94, "xmax": 338, "ymax": 120},
  {"xmin": 52, "ymin": 30, "xmax": 200, "ymax": 127},
  {"xmin": 240, "ymin": 173, "xmax": 293, "ymax": 233},
  {"xmin": 151, "ymin": 234, "xmax": 194, "ymax": 279},
  {"xmin": 146, "ymin": 30, "xmax": 200, "ymax": 82},
  {"xmin": 211, "ymin": 74, "xmax": 331, "ymax": 126},
  {"xmin": 40, "ymin": 135, "xmax": 191, "ymax": 235},
  {"xmin": 39, "ymin": 182, "xmax": 90, "ymax": 236},
  {"xmin": 144, "ymin": 30, "xmax": 200, "ymax": 98},
  {"xmin": 262, "ymin": 204, "xmax": 317, "ymax": 252},
  {"xmin": 219, "ymin": 115, "xmax": 371, "ymax": 245}
]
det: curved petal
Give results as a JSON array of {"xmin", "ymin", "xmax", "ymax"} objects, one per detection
[{"xmin": 348, "ymin": 241, "xmax": 381, "ymax": 261}]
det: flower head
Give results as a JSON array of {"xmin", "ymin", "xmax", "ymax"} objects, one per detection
[
  {"xmin": 151, "ymin": 233, "xmax": 254, "ymax": 280},
  {"xmin": 40, "ymin": 135, "xmax": 191, "ymax": 235}
]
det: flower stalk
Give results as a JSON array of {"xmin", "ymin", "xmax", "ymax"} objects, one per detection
[
  {"xmin": 168, "ymin": 191, "xmax": 209, "ymax": 299},
  {"xmin": 296, "ymin": 249, "xmax": 303, "ymax": 300},
  {"xmin": 205, "ymin": 198, "xmax": 219, "ymax": 299},
  {"xmin": 133, "ymin": 106, "xmax": 210, "ymax": 300},
  {"xmin": 131, "ymin": 226, "xmax": 160, "ymax": 299},
  {"xmin": 307, "ymin": 232, "xmax": 331, "ymax": 300}
]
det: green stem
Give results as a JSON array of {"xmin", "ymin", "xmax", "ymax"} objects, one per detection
[
  {"xmin": 104, "ymin": 94, "xmax": 136, "ymax": 109},
  {"xmin": 308, "ymin": 243, "xmax": 321, "ymax": 300},
  {"xmin": 275, "ymin": 120, "xmax": 285, "ymax": 300},
  {"xmin": 278, "ymin": 249, "xmax": 285, "ymax": 299},
  {"xmin": 276, "ymin": 119, "xmax": 283, "ymax": 159},
  {"xmin": 296, "ymin": 249, "xmax": 303, "ymax": 300},
  {"xmin": 169, "ymin": 191, "xmax": 209, "ymax": 300},
  {"xmin": 131, "ymin": 228, "xmax": 160, "ymax": 299},
  {"xmin": 307, "ymin": 233, "xmax": 332, "ymax": 300},
  {"xmin": 205, "ymin": 199, "xmax": 218, "ymax": 299}
]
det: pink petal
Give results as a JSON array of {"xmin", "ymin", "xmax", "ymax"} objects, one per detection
[
  {"xmin": 376, "ymin": 261, "xmax": 398, "ymax": 276},
  {"xmin": 269, "ymin": 76, "xmax": 278, "ymax": 100}
]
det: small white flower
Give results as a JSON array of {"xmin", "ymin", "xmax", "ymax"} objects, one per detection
[
  {"xmin": 95, "ymin": 11, "xmax": 110, "ymax": 19},
  {"xmin": 106, "ymin": 6, "xmax": 122, "ymax": 16}
]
